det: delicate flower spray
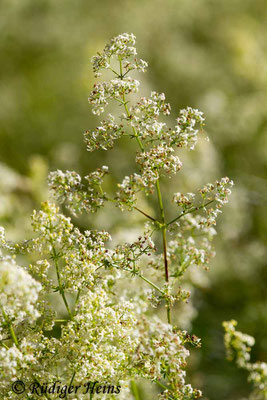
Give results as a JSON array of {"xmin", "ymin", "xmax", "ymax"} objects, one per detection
[{"xmin": 1, "ymin": 33, "xmax": 262, "ymax": 400}]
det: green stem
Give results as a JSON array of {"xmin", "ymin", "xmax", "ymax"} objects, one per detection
[
  {"xmin": 156, "ymin": 180, "xmax": 165, "ymax": 222},
  {"xmin": 133, "ymin": 206, "xmax": 157, "ymax": 222},
  {"xmin": 155, "ymin": 380, "xmax": 169, "ymax": 391},
  {"xmin": 0, "ymin": 342, "xmax": 9, "ymax": 350},
  {"xmin": 155, "ymin": 381, "xmax": 175, "ymax": 400},
  {"xmin": 156, "ymin": 180, "xmax": 171, "ymax": 324},
  {"xmin": 119, "ymin": 57, "xmax": 144, "ymax": 153},
  {"xmin": 118, "ymin": 59, "xmax": 170, "ymax": 323},
  {"xmin": 108, "ymin": 261, "xmax": 165, "ymax": 295},
  {"xmin": 104, "ymin": 194, "xmax": 157, "ymax": 223},
  {"xmin": 10, "ymin": 326, "xmax": 19, "ymax": 347},
  {"xmin": 52, "ymin": 247, "xmax": 73, "ymax": 320},
  {"xmin": 167, "ymin": 199, "xmax": 215, "ymax": 226},
  {"xmin": 131, "ymin": 380, "xmax": 141, "ymax": 400},
  {"xmin": 74, "ymin": 288, "xmax": 81, "ymax": 309},
  {"xmin": 0, "ymin": 305, "xmax": 19, "ymax": 347},
  {"xmin": 139, "ymin": 274, "xmax": 164, "ymax": 295}
]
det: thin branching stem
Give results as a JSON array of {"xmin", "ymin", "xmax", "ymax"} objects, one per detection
[
  {"xmin": 104, "ymin": 260, "xmax": 165, "ymax": 295},
  {"xmin": 74, "ymin": 288, "xmax": 81, "ymax": 311},
  {"xmin": 156, "ymin": 179, "xmax": 171, "ymax": 324},
  {"xmin": 52, "ymin": 246, "xmax": 73, "ymax": 320},
  {"xmin": 139, "ymin": 274, "xmax": 164, "ymax": 295},
  {"xmin": 133, "ymin": 206, "xmax": 157, "ymax": 222},
  {"xmin": 155, "ymin": 380, "xmax": 175, "ymax": 399},
  {"xmin": 155, "ymin": 380, "xmax": 170, "ymax": 391},
  {"xmin": 118, "ymin": 56, "xmax": 171, "ymax": 324},
  {"xmin": 104, "ymin": 194, "xmax": 157, "ymax": 223},
  {"xmin": 0, "ymin": 305, "xmax": 19, "ymax": 347},
  {"xmin": 167, "ymin": 199, "xmax": 215, "ymax": 226}
]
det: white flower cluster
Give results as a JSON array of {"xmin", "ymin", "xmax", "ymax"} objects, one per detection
[
  {"xmin": 134, "ymin": 317, "xmax": 202, "ymax": 399},
  {"xmin": 136, "ymin": 144, "xmax": 182, "ymax": 185},
  {"xmin": 91, "ymin": 33, "xmax": 147, "ymax": 78},
  {"xmin": 177, "ymin": 213, "xmax": 217, "ymax": 240},
  {"xmin": 125, "ymin": 92, "xmax": 171, "ymax": 140},
  {"xmin": 0, "ymin": 260, "xmax": 41, "ymax": 331},
  {"xmin": 223, "ymin": 320, "xmax": 267, "ymax": 398},
  {"xmin": 29, "ymin": 202, "xmax": 111, "ymax": 292},
  {"xmin": 116, "ymin": 173, "xmax": 145, "ymax": 210},
  {"xmin": 223, "ymin": 320, "xmax": 255, "ymax": 367},
  {"xmin": 48, "ymin": 166, "xmax": 108, "ymax": 215},
  {"xmin": 125, "ymin": 57, "xmax": 148, "ymax": 73},
  {"xmin": 0, "ymin": 331, "xmax": 57, "ymax": 398},
  {"xmin": 60, "ymin": 289, "xmax": 138, "ymax": 383},
  {"xmin": 89, "ymin": 78, "xmax": 140, "ymax": 115},
  {"xmin": 116, "ymin": 143, "xmax": 183, "ymax": 210},
  {"xmin": 172, "ymin": 192, "xmax": 196, "ymax": 209},
  {"xmin": 172, "ymin": 107, "xmax": 205, "ymax": 150},
  {"xmin": 247, "ymin": 362, "xmax": 267, "ymax": 396},
  {"xmin": 84, "ymin": 114, "xmax": 124, "ymax": 152},
  {"xmin": 200, "ymin": 177, "xmax": 234, "ymax": 203},
  {"xmin": 31, "ymin": 202, "xmax": 74, "ymax": 252},
  {"xmin": 199, "ymin": 177, "xmax": 234, "ymax": 227},
  {"xmin": 168, "ymin": 234, "xmax": 215, "ymax": 278},
  {"xmin": 29, "ymin": 259, "xmax": 52, "ymax": 289},
  {"xmin": 214, "ymin": 176, "xmax": 234, "ymax": 204},
  {"xmin": 87, "ymin": 33, "xmax": 206, "ymax": 170},
  {"xmin": 0, "ymin": 346, "xmax": 25, "ymax": 390},
  {"xmin": 108, "ymin": 234, "xmax": 156, "ymax": 275},
  {"xmin": 170, "ymin": 178, "xmax": 233, "ymax": 230}
]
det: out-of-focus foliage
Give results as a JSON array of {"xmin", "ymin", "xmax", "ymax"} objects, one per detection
[
  {"xmin": 223, "ymin": 320, "xmax": 267, "ymax": 399},
  {"xmin": 0, "ymin": 1, "xmax": 266, "ymax": 399}
]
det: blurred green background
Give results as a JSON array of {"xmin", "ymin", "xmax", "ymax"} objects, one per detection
[{"xmin": 0, "ymin": 0, "xmax": 267, "ymax": 399}]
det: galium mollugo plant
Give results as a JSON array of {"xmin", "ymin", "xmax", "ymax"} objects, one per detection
[{"xmin": 0, "ymin": 33, "xmax": 238, "ymax": 399}]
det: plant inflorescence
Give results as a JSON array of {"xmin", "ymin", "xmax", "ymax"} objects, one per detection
[{"xmin": 1, "ymin": 33, "xmax": 264, "ymax": 400}]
